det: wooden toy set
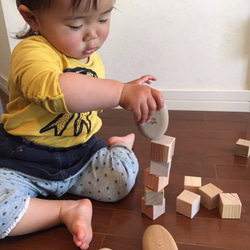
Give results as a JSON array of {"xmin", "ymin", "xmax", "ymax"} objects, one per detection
[
  {"xmin": 137, "ymin": 107, "xmax": 245, "ymax": 222},
  {"xmin": 176, "ymin": 176, "xmax": 242, "ymax": 219}
]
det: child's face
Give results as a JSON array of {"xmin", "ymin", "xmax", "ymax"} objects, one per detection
[{"xmin": 34, "ymin": 0, "xmax": 114, "ymax": 63}]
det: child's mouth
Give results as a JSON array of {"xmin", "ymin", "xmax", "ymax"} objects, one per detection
[{"xmin": 85, "ymin": 48, "xmax": 96, "ymax": 55}]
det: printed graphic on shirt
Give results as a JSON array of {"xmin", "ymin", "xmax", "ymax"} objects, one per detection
[
  {"xmin": 40, "ymin": 112, "xmax": 92, "ymax": 136},
  {"xmin": 40, "ymin": 67, "xmax": 98, "ymax": 136},
  {"xmin": 64, "ymin": 67, "xmax": 98, "ymax": 78}
]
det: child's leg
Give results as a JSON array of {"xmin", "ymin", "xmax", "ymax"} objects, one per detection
[
  {"xmin": 0, "ymin": 169, "xmax": 93, "ymax": 250},
  {"xmin": 9, "ymin": 198, "xmax": 93, "ymax": 250},
  {"xmin": 69, "ymin": 133, "xmax": 139, "ymax": 202}
]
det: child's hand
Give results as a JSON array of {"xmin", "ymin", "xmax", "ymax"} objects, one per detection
[{"xmin": 119, "ymin": 75, "xmax": 165, "ymax": 125}]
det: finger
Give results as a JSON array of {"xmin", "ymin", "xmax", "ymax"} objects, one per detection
[
  {"xmin": 140, "ymin": 75, "xmax": 157, "ymax": 85},
  {"xmin": 138, "ymin": 102, "xmax": 149, "ymax": 125},
  {"xmin": 146, "ymin": 97, "xmax": 157, "ymax": 122},
  {"xmin": 133, "ymin": 105, "xmax": 142, "ymax": 124},
  {"xmin": 152, "ymin": 89, "xmax": 165, "ymax": 110}
]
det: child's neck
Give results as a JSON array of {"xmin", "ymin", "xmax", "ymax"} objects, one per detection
[{"xmin": 79, "ymin": 57, "xmax": 90, "ymax": 64}]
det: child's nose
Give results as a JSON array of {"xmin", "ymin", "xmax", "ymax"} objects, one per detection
[{"xmin": 83, "ymin": 27, "xmax": 97, "ymax": 41}]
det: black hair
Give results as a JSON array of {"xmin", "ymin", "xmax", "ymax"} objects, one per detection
[{"xmin": 16, "ymin": 0, "xmax": 98, "ymax": 38}]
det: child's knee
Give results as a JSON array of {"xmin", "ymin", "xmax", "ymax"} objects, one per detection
[{"xmin": 101, "ymin": 160, "xmax": 139, "ymax": 202}]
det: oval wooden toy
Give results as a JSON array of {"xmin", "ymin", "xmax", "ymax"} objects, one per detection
[
  {"xmin": 142, "ymin": 224, "xmax": 178, "ymax": 250},
  {"xmin": 137, "ymin": 104, "xmax": 169, "ymax": 140}
]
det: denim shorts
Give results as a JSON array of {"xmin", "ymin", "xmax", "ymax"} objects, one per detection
[{"xmin": 0, "ymin": 124, "xmax": 108, "ymax": 181}]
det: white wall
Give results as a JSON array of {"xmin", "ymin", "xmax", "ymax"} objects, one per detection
[
  {"xmin": 1, "ymin": 0, "xmax": 250, "ymax": 111},
  {"xmin": 0, "ymin": 0, "xmax": 11, "ymax": 94}
]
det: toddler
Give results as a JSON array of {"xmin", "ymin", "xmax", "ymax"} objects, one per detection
[{"xmin": 0, "ymin": 0, "xmax": 164, "ymax": 249}]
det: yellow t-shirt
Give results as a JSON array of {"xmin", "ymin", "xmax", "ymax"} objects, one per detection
[{"xmin": 1, "ymin": 36, "xmax": 104, "ymax": 147}]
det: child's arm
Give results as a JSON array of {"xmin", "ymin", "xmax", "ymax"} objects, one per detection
[{"xmin": 59, "ymin": 73, "xmax": 164, "ymax": 125}]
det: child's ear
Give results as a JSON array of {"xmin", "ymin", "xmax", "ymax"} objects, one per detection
[{"xmin": 18, "ymin": 5, "xmax": 40, "ymax": 32}]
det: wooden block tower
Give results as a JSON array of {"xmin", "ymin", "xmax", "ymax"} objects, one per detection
[{"xmin": 141, "ymin": 135, "xmax": 176, "ymax": 220}]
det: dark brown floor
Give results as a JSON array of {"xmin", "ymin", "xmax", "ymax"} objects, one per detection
[{"xmin": 0, "ymin": 108, "xmax": 250, "ymax": 250}]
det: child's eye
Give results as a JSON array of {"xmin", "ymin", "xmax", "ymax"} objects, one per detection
[
  {"xmin": 99, "ymin": 19, "xmax": 108, "ymax": 23},
  {"xmin": 68, "ymin": 25, "xmax": 82, "ymax": 31}
]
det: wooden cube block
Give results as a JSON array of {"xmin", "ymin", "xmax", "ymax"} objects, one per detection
[
  {"xmin": 150, "ymin": 160, "xmax": 171, "ymax": 177},
  {"xmin": 144, "ymin": 167, "xmax": 169, "ymax": 192},
  {"xmin": 141, "ymin": 196, "xmax": 166, "ymax": 220},
  {"xmin": 235, "ymin": 139, "xmax": 250, "ymax": 158},
  {"xmin": 198, "ymin": 183, "xmax": 223, "ymax": 210},
  {"xmin": 218, "ymin": 193, "xmax": 242, "ymax": 219},
  {"xmin": 176, "ymin": 190, "xmax": 201, "ymax": 219},
  {"xmin": 184, "ymin": 176, "xmax": 202, "ymax": 194},
  {"xmin": 145, "ymin": 187, "xmax": 165, "ymax": 205},
  {"xmin": 150, "ymin": 135, "xmax": 176, "ymax": 163}
]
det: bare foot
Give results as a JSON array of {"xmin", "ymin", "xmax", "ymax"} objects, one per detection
[
  {"xmin": 107, "ymin": 133, "xmax": 135, "ymax": 149},
  {"xmin": 60, "ymin": 199, "xmax": 93, "ymax": 250}
]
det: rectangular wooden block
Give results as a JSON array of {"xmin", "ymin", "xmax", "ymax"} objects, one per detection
[
  {"xmin": 176, "ymin": 190, "xmax": 201, "ymax": 219},
  {"xmin": 141, "ymin": 196, "xmax": 166, "ymax": 220},
  {"xmin": 218, "ymin": 193, "xmax": 242, "ymax": 219},
  {"xmin": 150, "ymin": 135, "xmax": 176, "ymax": 163},
  {"xmin": 150, "ymin": 160, "xmax": 171, "ymax": 177},
  {"xmin": 198, "ymin": 183, "xmax": 223, "ymax": 210},
  {"xmin": 145, "ymin": 186, "xmax": 165, "ymax": 205},
  {"xmin": 184, "ymin": 176, "xmax": 202, "ymax": 194},
  {"xmin": 235, "ymin": 138, "xmax": 250, "ymax": 158},
  {"xmin": 144, "ymin": 167, "xmax": 169, "ymax": 192}
]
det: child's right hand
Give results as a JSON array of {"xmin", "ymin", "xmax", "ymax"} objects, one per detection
[{"xmin": 119, "ymin": 75, "xmax": 165, "ymax": 125}]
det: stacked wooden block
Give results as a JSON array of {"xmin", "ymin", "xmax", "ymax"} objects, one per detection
[
  {"xmin": 176, "ymin": 176, "xmax": 242, "ymax": 219},
  {"xmin": 141, "ymin": 135, "xmax": 176, "ymax": 220}
]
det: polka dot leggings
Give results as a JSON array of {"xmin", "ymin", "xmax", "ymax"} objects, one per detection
[{"xmin": 0, "ymin": 144, "xmax": 138, "ymax": 239}]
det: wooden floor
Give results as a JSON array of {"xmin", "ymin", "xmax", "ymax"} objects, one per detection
[{"xmin": 1, "ymin": 108, "xmax": 250, "ymax": 250}]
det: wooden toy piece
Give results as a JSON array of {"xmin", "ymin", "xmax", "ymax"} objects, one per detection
[
  {"xmin": 235, "ymin": 138, "xmax": 250, "ymax": 158},
  {"xmin": 150, "ymin": 160, "xmax": 171, "ymax": 177},
  {"xmin": 218, "ymin": 193, "xmax": 242, "ymax": 219},
  {"xmin": 176, "ymin": 190, "xmax": 201, "ymax": 219},
  {"xmin": 184, "ymin": 176, "xmax": 202, "ymax": 194},
  {"xmin": 150, "ymin": 135, "xmax": 176, "ymax": 164},
  {"xmin": 137, "ymin": 104, "xmax": 169, "ymax": 140},
  {"xmin": 141, "ymin": 196, "xmax": 166, "ymax": 220},
  {"xmin": 142, "ymin": 224, "xmax": 178, "ymax": 250},
  {"xmin": 144, "ymin": 167, "xmax": 169, "ymax": 192},
  {"xmin": 198, "ymin": 183, "xmax": 223, "ymax": 210},
  {"xmin": 145, "ymin": 186, "xmax": 165, "ymax": 206}
]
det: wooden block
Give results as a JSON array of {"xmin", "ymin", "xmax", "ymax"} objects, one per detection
[
  {"xmin": 198, "ymin": 183, "xmax": 223, "ymax": 210},
  {"xmin": 150, "ymin": 160, "xmax": 171, "ymax": 177},
  {"xmin": 184, "ymin": 176, "xmax": 202, "ymax": 194},
  {"xmin": 218, "ymin": 193, "xmax": 242, "ymax": 219},
  {"xmin": 235, "ymin": 138, "xmax": 250, "ymax": 158},
  {"xmin": 142, "ymin": 225, "xmax": 178, "ymax": 250},
  {"xmin": 144, "ymin": 167, "xmax": 169, "ymax": 192},
  {"xmin": 150, "ymin": 135, "xmax": 176, "ymax": 163},
  {"xmin": 176, "ymin": 190, "xmax": 201, "ymax": 219},
  {"xmin": 141, "ymin": 196, "xmax": 166, "ymax": 220},
  {"xmin": 145, "ymin": 187, "xmax": 165, "ymax": 205}
]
